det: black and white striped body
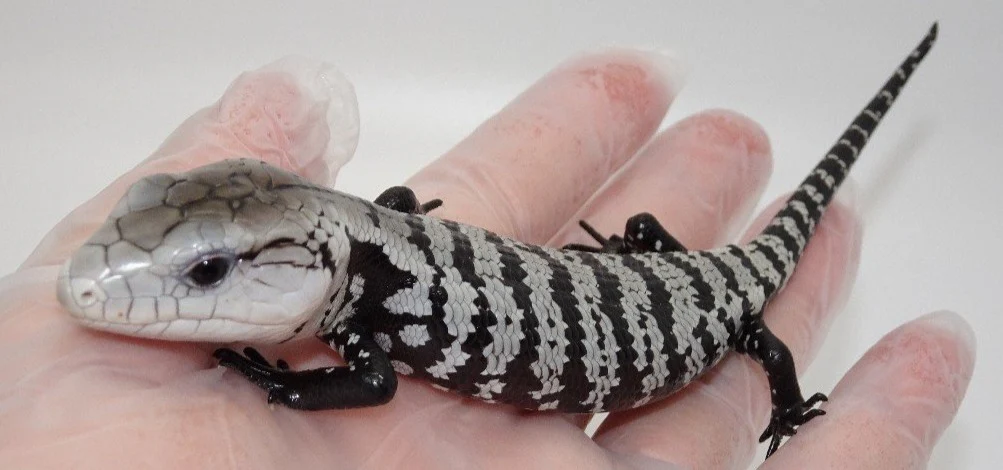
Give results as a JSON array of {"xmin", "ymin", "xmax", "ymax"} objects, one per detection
[{"xmin": 321, "ymin": 192, "xmax": 765, "ymax": 412}]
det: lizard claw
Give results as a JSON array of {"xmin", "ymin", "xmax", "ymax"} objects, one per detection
[
  {"xmin": 241, "ymin": 346, "xmax": 271, "ymax": 366},
  {"xmin": 213, "ymin": 347, "xmax": 308, "ymax": 408},
  {"xmin": 563, "ymin": 220, "xmax": 630, "ymax": 253},
  {"xmin": 230, "ymin": 346, "xmax": 291, "ymax": 370},
  {"xmin": 215, "ymin": 348, "xmax": 289, "ymax": 397},
  {"xmin": 760, "ymin": 393, "xmax": 828, "ymax": 457}
]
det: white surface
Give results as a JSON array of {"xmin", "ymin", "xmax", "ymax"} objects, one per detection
[{"xmin": 0, "ymin": 2, "xmax": 998, "ymax": 467}]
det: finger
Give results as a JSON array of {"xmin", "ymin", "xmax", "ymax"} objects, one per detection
[
  {"xmin": 549, "ymin": 109, "xmax": 773, "ymax": 250},
  {"xmin": 765, "ymin": 311, "xmax": 976, "ymax": 468},
  {"xmin": 22, "ymin": 58, "xmax": 358, "ymax": 270},
  {"xmin": 595, "ymin": 194, "xmax": 863, "ymax": 469},
  {"xmin": 406, "ymin": 50, "xmax": 680, "ymax": 243}
]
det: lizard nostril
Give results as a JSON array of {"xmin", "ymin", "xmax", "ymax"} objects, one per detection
[
  {"xmin": 68, "ymin": 278, "xmax": 105, "ymax": 309},
  {"xmin": 78, "ymin": 289, "xmax": 97, "ymax": 307}
]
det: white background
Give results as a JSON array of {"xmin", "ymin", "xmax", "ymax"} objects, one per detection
[{"xmin": 0, "ymin": 2, "xmax": 999, "ymax": 467}]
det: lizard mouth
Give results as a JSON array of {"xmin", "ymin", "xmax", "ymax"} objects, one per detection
[
  {"xmin": 72, "ymin": 317, "xmax": 149, "ymax": 335},
  {"xmin": 70, "ymin": 311, "xmax": 302, "ymax": 343}
]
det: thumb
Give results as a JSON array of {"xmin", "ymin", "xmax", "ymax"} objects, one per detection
[{"xmin": 21, "ymin": 57, "xmax": 358, "ymax": 271}]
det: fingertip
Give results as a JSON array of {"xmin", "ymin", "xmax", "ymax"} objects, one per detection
[
  {"xmin": 552, "ymin": 47, "xmax": 682, "ymax": 103},
  {"xmin": 680, "ymin": 109, "xmax": 772, "ymax": 162},
  {"xmin": 145, "ymin": 56, "xmax": 358, "ymax": 186},
  {"xmin": 672, "ymin": 109, "xmax": 774, "ymax": 222},
  {"xmin": 663, "ymin": 110, "xmax": 774, "ymax": 192},
  {"xmin": 915, "ymin": 310, "xmax": 977, "ymax": 365},
  {"xmin": 773, "ymin": 312, "xmax": 977, "ymax": 465},
  {"xmin": 639, "ymin": 48, "xmax": 689, "ymax": 99},
  {"xmin": 262, "ymin": 56, "xmax": 360, "ymax": 183},
  {"xmin": 581, "ymin": 47, "xmax": 690, "ymax": 100},
  {"xmin": 859, "ymin": 310, "xmax": 976, "ymax": 406},
  {"xmin": 541, "ymin": 48, "xmax": 676, "ymax": 145},
  {"xmin": 214, "ymin": 56, "xmax": 359, "ymax": 185}
]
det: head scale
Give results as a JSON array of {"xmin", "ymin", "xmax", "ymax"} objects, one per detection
[{"xmin": 57, "ymin": 159, "xmax": 349, "ymax": 342}]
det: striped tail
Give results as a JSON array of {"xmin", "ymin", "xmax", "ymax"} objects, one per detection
[{"xmin": 750, "ymin": 23, "xmax": 937, "ymax": 298}]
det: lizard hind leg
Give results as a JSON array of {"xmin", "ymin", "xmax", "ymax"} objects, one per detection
[
  {"xmin": 622, "ymin": 212, "xmax": 686, "ymax": 253},
  {"xmin": 374, "ymin": 186, "xmax": 443, "ymax": 214},
  {"xmin": 737, "ymin": 319, "xmax": 828, "ymax": 458},
  {"xmin": 564, "ymin": 212, "xmax": 686, "ymax": 254}
]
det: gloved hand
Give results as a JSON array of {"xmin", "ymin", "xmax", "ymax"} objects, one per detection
[{"xmin": 0, "ymin": 51, "xmax": 974, "ymax": 469}]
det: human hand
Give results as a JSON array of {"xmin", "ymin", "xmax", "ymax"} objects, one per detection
[{"xmin": 0, "ymin": 51, "xmax": 974, "ymax": 469}]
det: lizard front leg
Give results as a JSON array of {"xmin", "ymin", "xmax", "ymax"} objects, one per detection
[
  {"xmin": 564, "ymin": 212, "xmax": 686, "ymax": 254},
  {"xmin": 374, "ymin": 186, "xmax": 443, "ymax": 214},
  {"xmin": 214, "ymin": 321, "xmax": 397, "ymax": 410}
]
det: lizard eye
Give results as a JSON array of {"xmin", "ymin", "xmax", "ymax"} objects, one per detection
[{"xmin": 184, "ymin": 255, "xmax": 235, "ymax": 288}]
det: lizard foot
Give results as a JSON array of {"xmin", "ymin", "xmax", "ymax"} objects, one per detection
[
  {"xmin": 564, "ymin": 213, "xmax": 686, "ymax": 254},
  {"xmin": 214, "ymin": 341, "xmax": 397, "ymax": 410},
  {"xmin": 374, "ymin": 185, "xmax": 442, "ymax": 215},
  {"xmin": 214, "ymin": 347, "xmax": 305, "ymax": 406},
  {"xmin": 760, "ymin": 392, "xmax": 828, "ymax": 457}
]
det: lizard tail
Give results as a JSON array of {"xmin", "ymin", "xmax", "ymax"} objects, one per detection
[{"xmin": 750, "ymin": 23, "xmax": 937, "ymax": 298}]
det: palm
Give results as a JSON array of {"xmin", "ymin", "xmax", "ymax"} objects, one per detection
[{"xmin": 0, "ymin": 52, "xmax": 972, "ymax": 469}]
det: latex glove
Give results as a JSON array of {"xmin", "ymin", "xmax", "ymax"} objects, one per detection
[{"xmin": 0, "ymin": 51, "xmax": 974, "ymax": 470}]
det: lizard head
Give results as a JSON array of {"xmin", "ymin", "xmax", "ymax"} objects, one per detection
[{"xmin": 57, "ymin": 159, "xmax": 349, "ymax": 343}]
